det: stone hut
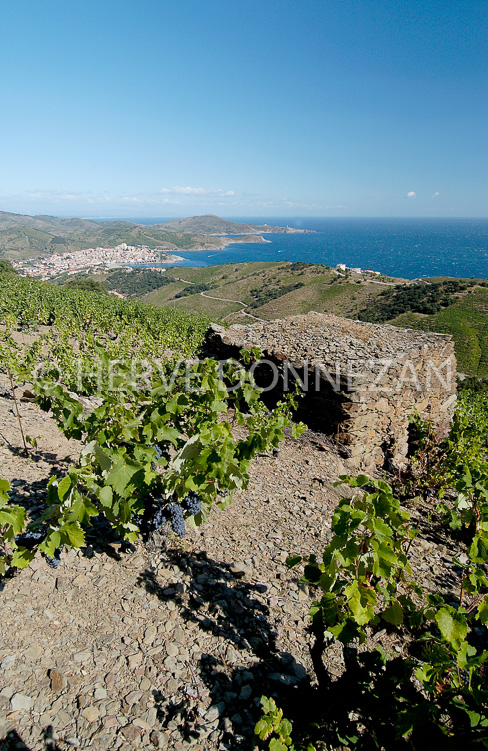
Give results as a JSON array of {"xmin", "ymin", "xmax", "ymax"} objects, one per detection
[{"xmin": 204, "ymin": 312, "xmax": 457, "ymax": 473}]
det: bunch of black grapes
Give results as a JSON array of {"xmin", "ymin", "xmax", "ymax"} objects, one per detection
[
  {"xmin": 181, "ymin": 491, "xmax": 202, "ymax": 516},
  {"xmin": 45, "ymin": 547, "xmax": 63, "ymax": 569},
  {"xmin": 150, "ymin": 491, "xmax": 202, "ymax": 538},
  {"xmin": 166, "ymin": 502, "xmax": 186, "ymax": 538}
]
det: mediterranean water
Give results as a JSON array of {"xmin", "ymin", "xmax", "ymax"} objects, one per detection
[{"xmin": 130, "ymin": 217, "xmax": 488, "ymax": 280}]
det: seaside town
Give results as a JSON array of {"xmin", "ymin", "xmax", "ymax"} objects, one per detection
[
  {"xmin": 10, "ymin": 245, "xmax": 388, "ymax": 282},
  {"xmin": 12, "ymin": 244, "xmax": 183, "ymax": 279}
]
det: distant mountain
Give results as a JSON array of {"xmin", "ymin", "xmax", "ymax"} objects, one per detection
[
  {"xmin": 0, "ymin": 211, "xmax": 228, "ymax": 260},
  {"xmin": 0, "ymin": 211, "xmax": 102, "ymax": 232},
  {"xmin": 0, "ymin": 211, "xmax": 315, "ymax": 261},
  {"xmin": 156, "ymin": 214, "xmax": 314, "ymax": 235}
]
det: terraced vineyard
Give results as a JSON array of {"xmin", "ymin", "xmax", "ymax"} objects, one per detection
[
  {"xmin": 2, "ymin": 262, "xmax": 488, "ymax": 749},
  {"xmin": 129, "ymin": 263, "xmax": 488, "ymax": 378},
  {"xmin": 137, "ymin": 262, "xmax": 390, "ymax": 323},
  {"xmin": 391, "ymin": 287, "xmax": 488, "ymax": 377},
  {"xmin": 0, "ymin": 272, "xmax": 211, "ymax": 359}
]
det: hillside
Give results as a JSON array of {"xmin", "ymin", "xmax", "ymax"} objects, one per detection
[
  {"xmin": 0, "ymin": 211, "xmax": 315, "ymax": 262},
  {"xmin": 135, "ymin": 263, "xmax": 393, "ymax": 322},
  {"xmin": 0, "ymin": 212, "xmax": 265, "ymax": 261},
  {"xmin": 0, "ymin": 380, "xmax": 349, "ymax": 751},
  {"xmin": 388, "ymin": 288, "xmax": 488, "ymax": 377},
  {"xmin": 90, "ymin": 262, "xmax": 488, "ymax": 379},
  {"xmin": 2, "ymin": 267, "xmax": 488, "ymax": 749},
  {"xmin": 155, "ymin": 214, "xmax": 314, "ymax": 235}
]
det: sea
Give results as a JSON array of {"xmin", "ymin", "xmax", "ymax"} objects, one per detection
[{"xmin": 127, "ymin": 217, "xmax": 488, "ymax": 280}]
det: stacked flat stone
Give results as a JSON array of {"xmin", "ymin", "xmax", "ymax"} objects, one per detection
[{"xmin": 205, "ymin": 312, "xmax": 457, "ymax": 472}]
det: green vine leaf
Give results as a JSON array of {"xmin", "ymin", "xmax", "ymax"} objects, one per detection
[
  {"xmin": 382, "ymin": 599, "xmax": 404, "ymax": 626},
  {"xmin": 106, "ymin": 457, "xmax": 144, "ymax": 496},
  {"xmin": 10, "ymin": 547, "xmax": 35, "ymax": 568},
  {"xmin": 435, "ymin": 607, "xmax": 468, "ymax": 652}
]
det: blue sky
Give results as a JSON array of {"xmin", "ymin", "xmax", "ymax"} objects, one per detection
[{"xmin": 0, "ymin": 0, "xmax": 486, "ymax": 218}]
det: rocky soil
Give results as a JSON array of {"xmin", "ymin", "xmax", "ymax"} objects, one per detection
[{"xmin": 0, "ymin": 381, "xmax": 468, "ymax": 751}]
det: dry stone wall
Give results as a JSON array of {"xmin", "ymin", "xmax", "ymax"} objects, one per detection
[{"xmin": 204, "ymin": 312, "xmax": 457, "ymax": 473}]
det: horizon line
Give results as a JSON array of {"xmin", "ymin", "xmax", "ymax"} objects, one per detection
[{"xmin": 1, "ymin": 209, "xmax": 486, "ymax": 223}]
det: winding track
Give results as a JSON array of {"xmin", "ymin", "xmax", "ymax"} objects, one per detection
[{"xmin": 173, "ymin": 277, "xmax": 265, "ymax": 320}]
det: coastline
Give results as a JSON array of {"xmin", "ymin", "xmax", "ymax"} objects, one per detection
[{"xmin": 8, "ymin": 217, "xmax": 488, "ymax": 280}]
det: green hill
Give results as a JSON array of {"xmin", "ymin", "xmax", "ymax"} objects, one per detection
[
  {"xmin": 132, "ymin": 265, "xmax": 488, "ymax": 378},
  {"xmin": 127, "ymin": 262, "xmax": 392, "ymax": 323},
  {"xmin": 0, "ymin": 211, "xmax": 232, "ymax": 260},
  {"xmin": 157, "ymin": 213, "xmax": 314, "ymax": 235},
  {"xmin": 388, "ymin": 288, "xmax": 488, "ymax": 377},
  {"xmin": 0, "ymin": 211, "xmax": 316, "ymax": 261}
]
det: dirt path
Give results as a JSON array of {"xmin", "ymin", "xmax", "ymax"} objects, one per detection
[
  {"xmin": 199, "ymin": 292, "xmax": 247, "ymax": 307},
  {"xmin": 199, "ymin": 292, "xmax": 266, "ymax": 322}
]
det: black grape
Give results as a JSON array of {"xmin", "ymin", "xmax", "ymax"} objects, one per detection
[
  {"xmin": 15, "ymin": 529, "xmax": 45, "ymax": 549},
  {"xmin": 152, "ymin": 444, "xmax": 163, "ymax": 459},
  {"xmin": 152, "ymin": 506, "xmax": 167, "ymax": 531},
  {"xmin": 45, "ymin": 546, "xmax": 63, "ymax": 569},
  {"xmin": 181, "ymin": 492, "xmax": 201, "ymax": 516},
  {"xmin": 151, "ymin": 445, "xmax": 164, "ymax": 471},
  {"xmin": 166, "ymin": 502, "xmax": 186, "ymax": 538}
]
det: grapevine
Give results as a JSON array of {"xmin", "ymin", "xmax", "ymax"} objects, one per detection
[
  {"xmin": 0, "ymin": 269, "xmax": 304, "ymax": 575},
  {"xmin": 277, "ymin": 470, "xmax": 488, "ymax": 750}
]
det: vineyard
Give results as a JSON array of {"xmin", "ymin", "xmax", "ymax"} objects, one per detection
[
  {"xmin": 390, "ymin": 287, "xmax": 488, "ymax": 379},
  {"xmin": 1, "ymin": 271, "xmax": 488, "ymax": 749},
  {"xmin": 0, "ymin": 274, "xmax": 211, "ymax": 360}
]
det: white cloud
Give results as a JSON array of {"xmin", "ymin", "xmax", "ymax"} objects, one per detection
[
  {"xmin": 0, "ymin": 187, "xmax": 344, "ymax": 216},
  {"xmin": 159, "ymin": 186, "xmax": 236, "ymax": 197},
  {"xmin": 24, "ymin": 189, "xmax": 86, "ymax": 200},
  {"xmin": 407, "ymin": 191, "xmax": 416, "ymax": 199},
  {"xmin": 120, "ymin": 196, "xmax": 180, "ymax": 205},
  {"xmin": 432, "ymin": 192, "xmax": 440, "ymax": 197},
  {"xmin": 260, "ymin": 198, "xmax": 345, "ymax": 211},
  {"xmin": 0, "ymin": 189, "xmax": 187, "ymax": 213}
]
